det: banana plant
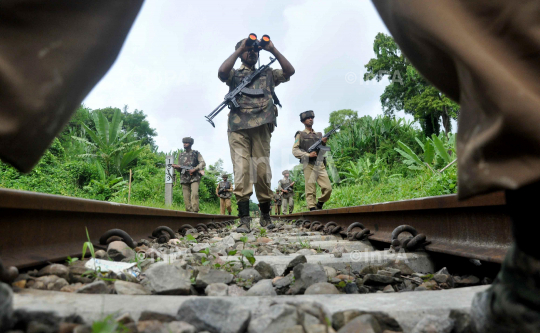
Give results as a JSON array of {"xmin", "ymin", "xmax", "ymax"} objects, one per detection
[
  {"xmin": 339, "ymin": 156, "xmax": 383, "ymax": 183},
  {"xmin": 395, "ymin": 133, "xmax": 456, "ymax": 172},
  {"xmin": 72, "ymin": 109, "xmax": 143, "ymax": 176}
]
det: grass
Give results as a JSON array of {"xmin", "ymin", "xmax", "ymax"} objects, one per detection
[
  {"xmin": 292, "ymin": 167, "xmax": 457, "ymax": 212},
  {"xmin": 297, "ymin": 237, "xmax": 311, "ymax": 249}
]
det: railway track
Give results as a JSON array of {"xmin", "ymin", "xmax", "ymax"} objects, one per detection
[
  {"xmin": 0, "ymin": 188, "xmax": 510, "ymax": 269},
  {"xmin": 0, "ymin": 188, "xmax": 511, "ymax": 332},
  {"xmin": 0, "ymin": 188, "xmax": 233, "ymax": 269}
]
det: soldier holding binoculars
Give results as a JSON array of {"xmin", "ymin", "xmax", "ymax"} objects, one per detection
[{"xmin": 218, "ymin": 34, "xmax": 295, "ymax": 232}]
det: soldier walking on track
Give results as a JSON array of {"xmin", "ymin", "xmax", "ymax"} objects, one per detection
[
  {"xmin": 273, "ymin": 189, "xmax": 282, "ymax": 215},
  {"xmin": 293, "ymin": 111, "xmax": 332, "ymax": 211},
  {"xmin": 218, "ymin": 35, "xmax": 295, "ymax": 232},
  {"xmin": 278, "ymin": 170, "xmax": 295, "ymax": 214},
  {"xmin": 216, "ymin": 174, "xmax": 233, "ymax": 215},
  {"xmin": 172, "ymin": 137, "xmax": 205, "ymax": 213}
]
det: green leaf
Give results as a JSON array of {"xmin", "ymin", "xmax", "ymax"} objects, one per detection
[
  {"xmin": 247, "ymin": 256, "xmax": 256, "ymax": 266},
  {"xmin": 228, "ymin": 250, "xmax": 237, "ymax": 256},
  {"xmin": 432, "ymin": 134, "xmax": 451, "ymax": 163},
  {"xmin": 424, "ymin": 141, "xmax": 435, "ymax": 165},
  {"xmin": 96, "ymin": 111, "xmax": 110, "ymax": 145},
  {"xmin": 185, "ymin": 234, "xmax": 197, "ymax": 243},
  {"xmin": 396, "ymin": 141, "xmax": 423, "ymax": 165},
  {"xmin": 109, "ymin": 109, "xmax": 122, "ymax": 144},
  {"xmin": 119, "ymin": 147, "xmax": 144, "ymax": 171},
  {"xmin": 414, "ymin": 137, "xmax": 425, "ymax": 151},
  {"xmin": 94, "ymin": 161, "xmax": 106, "ymax": 182},
  {"xmin": 337, "ymin": 281, "xmax": 347, "ymax": 288},
  {"xmin": 82, "ymin": 242, "xmax": 88, "ymax": 260},
  {"xmin": 241, "ymin": 250, "xmax": 254, "ymax": 258},
  {"xmin": 240, "ymin": 236, "xmax": 248, "ymax": 243},
  {"xmin": 81, "ymin": 123, "xmax": 102, "ymax": 147}
]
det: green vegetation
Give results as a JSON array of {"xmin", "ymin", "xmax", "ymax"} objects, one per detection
[
  {"xmin": 0, "ymin": 105, "xmax": 229, "ymax": 214},
  {"xmin": 364, "ymin": 33, "xmax": 459, "ymax": 137},
  {"xmin": 1, "ymin": 34, "xmax": 459, "ymax": 214},
  {"xmin": 290, "ymin": 111, "xmax": 457, "ymax": 212}
]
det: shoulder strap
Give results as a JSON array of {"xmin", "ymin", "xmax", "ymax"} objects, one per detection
[{"xmin": 294, "ymin": 130, "xmax": 301, "ymax": 138}]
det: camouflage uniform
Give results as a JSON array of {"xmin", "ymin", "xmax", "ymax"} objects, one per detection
[
  {"xmin": 371, "ymin": 1, "xmax": 540, "ymax": 331},
  {"xmin": 177, "ymin": 138, "xmax": 205, "ymax": 213},
  {"xmin": 292, "ymin": 112, "xmax": 332, "ymax": 210},
  {"xmin": 221, "ymin": 63, "xmax": 290, "ymax": 203},
  {"xmin": 273, "ymin": 191, "xmax": 282, "ymax": 215},
  {"xmin": 216, "ymin": 175, "xmax": 233, "ymax": 215},
  {"xmin": 277, "ymin": 170, "xmax": 294, "ymax": 214},
  {"xmin": 219, "ymin": 41, "xmax": 291, "ymax": 228}
]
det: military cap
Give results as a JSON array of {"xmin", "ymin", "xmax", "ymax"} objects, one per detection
[
  {"xmin": 221, "ymin": 174, "xmax": 228, "ymax": 178},
  {"xmin": 182, "ymin": 137, "xmax": 194, "ymax": 144},
  {"xmin": 282, "ymin": 170, "xmax": 290, "ymax": 175},
  {"xmin": 300, "ymin": 110, "xmax": 315, "ymax": 122}
]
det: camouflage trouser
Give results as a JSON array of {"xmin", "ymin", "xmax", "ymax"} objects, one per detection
[
  {"xmin": 471, "ymin": 182, "xmax": 540, "ymax": 333},
  {"xmin": 219, "ymin": 198, "xmax": 231, "ymax": 215},
  {"xmin": 228, "ymin": 125, "xmax": 272, "ymax": 204},
  {"xmin": 274, "ymin": 204, "xmax": 281, "ymax": 215},
  {"xmin": 471, "ymin": 244, "xmax": 540, "ymax": 333},
  {"xmin": 182, "ymin": 181, "xmax": 199, "ymax": 213},
  {"xmin": 282, "ymin": 196, "xmax": 294, "ymax": 214},
  {"xmin": 303, "ymin": 162, "xmax": 332, "ymax": 209}
]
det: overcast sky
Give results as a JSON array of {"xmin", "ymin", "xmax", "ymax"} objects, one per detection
[{"xmin": 83, "ymin": 0, "xmax": 409, "ymax": 201}]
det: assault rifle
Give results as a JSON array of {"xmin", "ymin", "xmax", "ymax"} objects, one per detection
[
  {"xmin": 218, "ymin": 184, "xmax": 230, "ymax": 195},
  {"xmin": 307, "ymin": 124, "xmax": 341, "ymax": 156},
  {"xmin": 206, "ymin": 57, "xmax": 279, "ymax": 127},
  {"xmin": 280, "ymin": 182, "xmax": 295, "ymax": 193},
  {"xmin": 173, "ymin": 165, "xmax": 204, "ymax": 176}
]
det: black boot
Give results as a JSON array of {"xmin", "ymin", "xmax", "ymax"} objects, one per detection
[
  {"xmin": 228, "ymin": 211, "xmax": 231, "ymax": 215},
  {"xmin": 259, "ymin": 202, "xmax": 275, "ymax": 229},
  {"xmin": 236, "ymin": 200, "xmax": 251, "ymax": 233},
  {"xmin": 309, "ymin": 207, "xmax": 317, "ymax": 211},
  {"xmin": 316, "ymin": 201, "xmax": 324, "ymax": 210}
]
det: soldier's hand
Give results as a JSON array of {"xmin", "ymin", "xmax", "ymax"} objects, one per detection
[
  {"xmin": 172, "ymin": 164, "xmax": 180, "ymax": 169},
  {"xmin": 309, "ymin": 151, "xmax": 318, "ymax": 158},
  {"xmin": 262, "ymin": 40, "xmax": 276, "ymax": 53},
  {"xmin": 189, "ymin": 169, "xmax": 196, "ymax": 175},
  {"xmin": 321, "ymin": 137, "xmax": 328, "ymax": 144},
  {"xmin": 237, "ymin": 38, "xmax": 249, "ymax": 53}
]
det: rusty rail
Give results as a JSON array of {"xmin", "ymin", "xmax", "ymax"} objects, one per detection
[
  {"xmin": 281, "ymin": 192, "xmax": 511, "ymax": 263},
  {"xmin": 0, "ymin": 189, "xmax": 234, "ymax": 269}
]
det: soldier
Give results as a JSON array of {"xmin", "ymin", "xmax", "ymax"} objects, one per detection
[
  {"xmin": 278, "ymin": 170, "xmax": 295, "ymax": 214},
  {"xmin": 371, "ymin": 1, "xmax": 540, "ymax": 331},
  {"xmin": 273, "ymin": 189, "xmax": 282, "ymax": 215},
  {"xmin": 172, "ymin": 137, "xmax": 205, "ymax": 213},
  {"xmin": 218, "ymin": 35, "xmax": 295, "ymax": 232},
  {"xmin": 216, "ymin": 174, "xmax": 233, "ymax": 215},
  {"xmin": 292, "ymin": 111, "xmax": 332, "ymax": 211}
]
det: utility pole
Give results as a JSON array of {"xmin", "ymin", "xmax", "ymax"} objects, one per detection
[{"xmin": 165, "ymin": 155, "xmax": 173, "ymax": 207}]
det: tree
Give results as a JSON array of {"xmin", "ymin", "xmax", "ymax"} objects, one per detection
[
  {"xmin": 72, "ymin": 109, "xmax": 144, "ymax": 176},
  {"xmin": 325, "ymin": 109, "xmax": 358, "ymax": 133},
  {"xmin": 364, "ymin": 33, "xmax": 459, "ymax": 136}
]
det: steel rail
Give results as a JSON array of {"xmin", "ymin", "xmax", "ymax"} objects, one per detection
[
  {"xmin": 280, "ymin": 191, "xmax": 511, "ymax": 263},
  {"xmin": 0, "ymin": 189, "xmax": 234, "ymax": 269}
]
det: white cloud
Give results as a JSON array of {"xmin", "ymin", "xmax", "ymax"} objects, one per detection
[{"xmin": 83, "ymin": 0, "xmax": 402, "ymax": 203}]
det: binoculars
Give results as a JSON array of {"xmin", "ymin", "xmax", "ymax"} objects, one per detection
[{"xmin": 245, "ymin": 33, "xmax": 270, "ymax": 49}]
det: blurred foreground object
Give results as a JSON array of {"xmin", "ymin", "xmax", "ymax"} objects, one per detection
[{"xmin": 0, "ymin": 0, "xmax": 143, "ymax": 172}]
